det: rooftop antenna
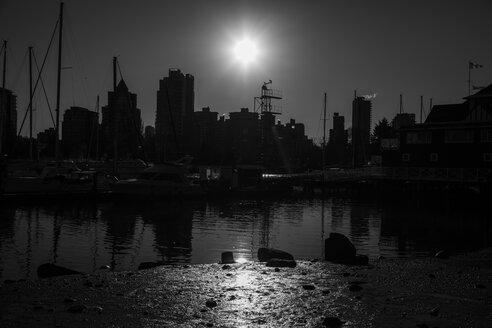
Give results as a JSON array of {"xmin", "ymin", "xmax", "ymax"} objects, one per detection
[
  {"xmin": 54, "ymin": 2, "xmax": 64, "ymax": 161},
  {"xmin": 399, "ymin": 94, "xmax": 403, "ymax": 114}
]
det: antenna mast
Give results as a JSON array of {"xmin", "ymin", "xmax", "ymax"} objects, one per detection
[{"xmin": 55, "ymin": 2, "xmax": 64, "ymax": 160}]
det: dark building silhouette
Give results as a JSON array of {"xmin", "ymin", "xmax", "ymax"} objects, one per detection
[
  {"xmin": 143, "ymin": 125, "xmax": 156, "ymax": 160},
  {"xmin": 352, "ymin": 96, "xmax": 372, "ymax": 167},
  {"xmin": 37, "ymin": 127, "xmax": 56, "ymax": 158},
  {"xmin": 227, "ymin": 108, "xmax": 260, "ymax": 165},
  {"xmin": 192, "ymin": 107, "xmax": 219, "ymax": 164},
  {"xmin": 101, "ymin": 80, "xmax": 143, "ymax": 159},
  {"xmin": 383, "ymin": 84, "xmax": 492, "ymax": 169},
  {"xmin": 155, "ymin": 69, "xmax": 194, "ymax": 161},
  {"xmin": 329, "ymin": 112, "xmax": 348, "ymax": 165},
  {"xmin": 62, "ymin": 106, "xmax": 98, "ymax": 159},
  {"xmin": 391, "ymin": 113, "xmax": 416, "ymax": 130},
  {"xmin": 0, "ymin": 87, "xmax": 17, "ymax": 156}
]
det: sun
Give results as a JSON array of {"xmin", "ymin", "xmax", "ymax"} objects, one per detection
[{"xmin": 233, "ymin": 39, "xmax": 258, "ymax": 65}]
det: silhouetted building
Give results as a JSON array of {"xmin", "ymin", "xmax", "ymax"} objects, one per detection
[
  {"xmin": 391, "ymin": 113, "xmax": 416, "ymax": 130},
  {"xmin": 0, "ymin": 87, "xmax": 17, "ymax": 156},
  {"xmin": 62, "ymin": 106, "xmax": 98, "ymax": 159},
  {"xmin": 192, "ymin": 107, "xmax": 219, "ymax": 164},
  {"xmin": 101, "ymin": 80, "xmax": 143, "ymax": 159},
  {"xmin": 383, "ymin": 84, "xmax": 492, "ymax": 169},
  {"xmin": 37, "ymin": 128, "xmax": 56, "ymax": 158},
  {"xmin": 155, "ymin": 69, "xmax": 194, "ymax": 161},
  {"xmin": 329, "ymin": 112, "xmax": 348, "ymax": 165},
  {"xmin": 352, "ymin": 97, "xmax": 372, "ymax": 166},
  {"xmin": 227, "ymin": 108, "xmax": 260, "ymax": 165}
]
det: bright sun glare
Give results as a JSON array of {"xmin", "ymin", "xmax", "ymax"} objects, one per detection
[{"xmin": 233, "ymin": 39, "xmax": 258, "ymax": 65}]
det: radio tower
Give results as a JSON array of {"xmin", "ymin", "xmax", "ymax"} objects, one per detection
[{"xmin": 254, "ymin": 80, "xmax": 282, "ymax": 168}]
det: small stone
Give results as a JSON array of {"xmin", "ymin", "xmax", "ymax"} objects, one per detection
[
  {"xmin": 378, "ymin": 255, "xmax": 385, "ymax": 260},
  {"xmin": 302, "ymin": 284, "xmax": 316, "ymax": 290},
  {"xmin": 99, "ymin": 265, "xmax": 110, "ymax": 270},
  {"xmin": 226, "ymin": 273, "xmax": 232, "ymax": 277},
  {"xmin": 67, "ymin": 304, "xmax": 87, "ymax": 313},
  {"xmin": 229, "ymin": 295, "xmax": 236, "ymax": 301},
  {"xmin": 63, "ymin": 298, "xmax": 77, "ymax": 304},
  {"xmin": 322, "ymin": 316, "xmax": 345, "ymax": 327},
  {"xmin": 434, "ymin": 250, "xmax": 449, "ymax": 259},
  {"xmin": 429, "ymin": 307, "xmax": 439, "ymax": 316},
  {"xmin": 322, "ymin": 289, "xmax": 330, "ymax": 295},
  {"xmin": 206, "ymin": 323, "xmax": 214, "ymax": 327},
  {"xmin": 349, "ymin": 284, "xmax": 363, "ymax": 292},
  {"xmin": 92, "ymin": 306, "xmax": 103, "ymax": 313},
  {"xmin": 205, "ymin": 299, "xmax": 217, "ymax": 308},
  {"xmin": 222, "ymin": 265, "xmax": 231, "ymax": 270}
]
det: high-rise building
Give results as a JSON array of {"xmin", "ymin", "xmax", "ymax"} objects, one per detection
[
  {"xmin": 0, "ymin": 87, "xmax": 17, "ymax": 156},
  {"xmin": 192, "ymin": 107, "xmax": 219, "ymax": 163},
  {"xmin": 227, "ymin": 108, "xmax": 260, "ymax": 165},
  {"xmin": 101, "ymin": 80, "xmax": 143, "ymax": 159},
  {"xmin": 155, "ymin": 69, "xmax": 194, "ymax": 161},
  {"xmin": 352, "ymin": 97, "xmax": 372, "ymax": 166},
  {"xmin": 62, "ymin": 106, "xmax": 98, "ymax": 159},
  {"xmin": 329, "ymin": 112, "xmax": 347, "ymax": 164}
]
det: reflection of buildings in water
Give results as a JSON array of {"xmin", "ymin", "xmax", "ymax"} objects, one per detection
[
  {"xmin": 380, "ymin": 203, "xmax": 492, "ymax": 255},
  {"xmin": 330, "ymin": 198, "xmax": 345, "ymax": 229},
  {"xmin": 349, "ymin": 203, "xmax": 370, "ymax": 239},
  {"xmin": 141, "ymin": 202, "xmax": 195, "ymax": 263},
  {"xmin": 0, "ymin": 206, "xmax": 16, "ymax": 279}
]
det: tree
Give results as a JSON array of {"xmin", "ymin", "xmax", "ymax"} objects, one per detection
[{"xmin": 371, "ymin": 118, "xmax": 394, "ymax": 155}]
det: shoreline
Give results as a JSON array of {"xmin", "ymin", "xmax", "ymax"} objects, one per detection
[{"xmin": 1, "ymin": 249, "xmax": 491, "ymax": 327}]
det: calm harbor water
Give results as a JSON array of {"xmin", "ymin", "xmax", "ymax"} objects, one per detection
[{"xmin": 0, "ymin": 197, "xmax": 490, "ymax": 281}]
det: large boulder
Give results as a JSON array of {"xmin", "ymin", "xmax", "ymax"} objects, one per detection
[
  {"xmin": 265, "ymin": 258, "xmax": 297, "ymax": 268},
  {"xmin": 257, "ymin": 248, "xmax": 294, "ymax": 262},
  {"xmin": 37, "ymin": 263, "xmax": 81, "ymax": 278},
  {"xmin": 221, "ymin": 251, "xmax": 235, "ymax": 264},
  {"xmin": 324, "ymin": 233, "xmax": 356, "ymax": 264}
]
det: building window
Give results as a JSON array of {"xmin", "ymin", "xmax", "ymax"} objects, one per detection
[
  {"xmin": 430, "ymin": 153, "xmax": 438, "ymax": 162},
  {"xmin": 484, "ymin": 153, "xmax": 492, "ymax": 162},
  {"xmin": 402, "ymin": 153, "xmax": 410, "ymax": 162},
  {"xmin": 480, "ymin": 129, "xmax": 492, "ymax": 142},
  {"xmin": 445, "ymin": 129, "xmax": 473, "ymax": 143},
  {"xmin": 407, "ymin": 131, "xmax": 432, "ymax": 144}
]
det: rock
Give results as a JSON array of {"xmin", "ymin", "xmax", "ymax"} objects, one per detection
[
  {"xmin": 324, "ymin": 233, "xmax": 356, "ymax": 264},
  {"xmin": 274, "ymin": 268, "xmax": 280, "ymax": 272},
  {"xmin": 222, "ymin": 265, "xmax": 231, "ymax": 270},
  {"xmin": 91, "ymin": 306, "xmax": 103, "ymax": 313},
  {"xmin": 302, "ymin": 284, "xmax": 316, "ymax": 290},
  {"xmin": 322, "ymin": 316, "xmax": 345, "ymax": 327},
  {"xmin": 348, "ymin": 284, "xmax": 363, "ymax": 292},
  {"xmin": 434, "ymin": 250, "xmax": 449, "ymax": 259},
  {"xmin": 257, "ymin": 248, "xmax": 294, "ymax": 262},
  {"xmin": 67, "ymin": 304, "xmax": 87, "ymax": 313},
  {"xmin": 265, "ymin": 258, "xmax": 297, "ymax": 268},
  {"xmin": 37, "ymin": 263, "xmax": 82, "ymax": 278},
  {"xmin": 221, "ymin": 252, "xmax": 235, "ymax": 264},
  {"xmin": 99, "ymin": 265, "xmax": 111, "ymax": 270},
  {"xmin": 429, "ymin": 307, "xmax": 439, "ymax": 316},
  {"xmin": 63, "ymin": 298, "xmax": 77, "ymax": 304},
  {"xmin": 205, "ymin": 299, "xmax": 217, "ymax": 308},
  {"xmin": 137, "ymin": 262, "xmax": 162, "ymax": 270}
]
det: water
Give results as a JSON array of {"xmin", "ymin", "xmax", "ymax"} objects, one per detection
[{"xmin": 0, "ymin": 197, "xmax": 490, "ymax": 281}]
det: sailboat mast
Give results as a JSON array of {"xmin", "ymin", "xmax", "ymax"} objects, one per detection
[
  {"xmin": 29, "ymin": 47, "xmax": 33, "ymax": 160},
  {"xmin": 2, "ymin": 40, "xmax": 6, "ymax": 88},
  {"xmin": 322, "ymin": 92, "xmax": 327, "ymax": 171},
  {"xmin": 55, "ymin": 2, "xmax": 64, "ymax": 161}
]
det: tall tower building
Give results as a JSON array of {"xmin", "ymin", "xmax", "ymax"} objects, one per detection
[
  {"xmin": 352, "ymin": 96, "xmax": 372, "ymax": 167},
  {"xmin": 0, "ymin": 87, "xmax": 17, "ymax": 156},
  {"xmin": 62, "ymin": 106, "xmax": 98, "ymax": 159},
  {"xmin": 155, "ymin": 69, "xmax": 194, "ymax": 161},
  {"xmin": 329, "ymin": 112, "xmax": 347, "ymax": 164},
  {"xmin": 101, "ymin": 80, "xmax": 143, "ymax": 159}
]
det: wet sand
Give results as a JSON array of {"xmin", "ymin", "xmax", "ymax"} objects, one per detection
[{"xmin": 1, "ymin": 249, "xmax": 491, "ymax": 327}]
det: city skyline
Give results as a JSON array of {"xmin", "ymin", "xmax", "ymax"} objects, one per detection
[{"xmin": 1, "ymin": 0, "xmax": 492, "ymax": 141}]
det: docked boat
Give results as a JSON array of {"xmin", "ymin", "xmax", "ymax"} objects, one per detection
[{"xmin": 110, "ymin": 158, "xmax": 205, "ymax": 198}]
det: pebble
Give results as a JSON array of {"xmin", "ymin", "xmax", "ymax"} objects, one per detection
[
  {"xmin": 205, "ymin": 299, "xmax": 217, "ymax": 308},
  {"xmin": 302, "ymin": 284, "xmax": 316, "ymax": 290},
  {"xmin": 67, "ymin": 304, "xmax": 87, "ymax": 313},
  {"xmin": 222, "ymin": 265, "xmax": 231, "ymax": 270},
  {"xmin": 429, "ymin": 307, "xmax": 440, "ymax": 316},
  {"xmin": 349, "ymin": 284, "xmax": 363, "ymax": 292},
  {"xmin": 322, "ymin": 316, "xmax": 345, "ymax": 327}
]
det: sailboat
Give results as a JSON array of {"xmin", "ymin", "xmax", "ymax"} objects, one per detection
[{"xmin": 1, "ymin": 3, "xmax": 102, "ymax": 197}]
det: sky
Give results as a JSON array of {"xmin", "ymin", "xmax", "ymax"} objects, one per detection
[{"xmin": 1, "ymin": 0, "xmax": 492, "ymax": 142}]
